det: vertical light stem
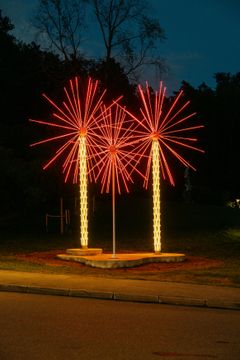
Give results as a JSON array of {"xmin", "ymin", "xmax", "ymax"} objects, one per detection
[
  {"xmin": 152, "ymin": 140, "xmax": 161, "ymax": 253},
  {"xmin": 79, "ymin": 136, "xmax": 88, "ymax": 248},
  {"xmin": 60, "ymin": 197, "xmax": 64, "ymax": 235},
  {"xmin": 112, "ymin": 162, "xmax": 116, "ymax": 258}
]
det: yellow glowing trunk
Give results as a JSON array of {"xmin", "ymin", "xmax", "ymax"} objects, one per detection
[
  {"xmin": 79, "ymin": 136, "xmax": 88, "ymax": 248},
  {"xmin": 152, "ymin": 140, "xmax": 161, "ymax": 253}
]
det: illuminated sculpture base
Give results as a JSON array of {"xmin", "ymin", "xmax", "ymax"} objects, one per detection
[
  {"xmin": 66, "ymin": 248, "xmax": 103, "ymax": 256},
  {"xmin": 57, "ymin": 252, "xmax": 186, "ymax": 269}
]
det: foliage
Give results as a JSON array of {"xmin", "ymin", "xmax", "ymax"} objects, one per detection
[
  {"xmin": 0, "ymin": 9, "xmax": 14, "ymax": 34},
  {"xmin": 89, "ymin": 57, "xmax": 137, "ymax": 104},
  {"xmin": 0, "ymin": 9, "xmax": 240, "ymax": 227},
  {"xmin": 180, "ymin": 75, "xmax": 240, "ymax": 202}
]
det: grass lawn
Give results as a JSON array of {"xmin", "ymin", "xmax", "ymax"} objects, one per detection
[{"xmin": 0, "ymin": 198, "xmax": 240, "ymax": 287}]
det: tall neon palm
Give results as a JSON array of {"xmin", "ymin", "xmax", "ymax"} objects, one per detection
[
  {"xmin": 30, "ymin": 76, "xmax": 109, "ymax": 249},
  {"xmin": 90, "ymin": 104, "xmax": 140, "ymax": 257},
  {"xmin": 126, "ymin": 82, "xmax": 204, "ymax": 253}
]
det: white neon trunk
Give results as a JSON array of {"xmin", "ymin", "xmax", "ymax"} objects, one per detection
[
  {"xmin": 79, "ymin": 137, "xmax": 88, "ymax": 248},
  {"xmin": 152, "ymin": 140, "xmax": 161, "ymax": 253}
]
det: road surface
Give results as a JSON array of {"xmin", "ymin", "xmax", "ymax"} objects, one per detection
[{"xmin": 0, "ymin": 292, "xmax": 239, "ymax": 359}]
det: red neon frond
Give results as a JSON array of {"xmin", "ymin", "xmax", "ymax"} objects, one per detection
[
  {"xmin": 30, "ymin": 77, "xmax": 109, "ymax": 183},
  {"xmin": 89, "ymin": 103, "xmax": 145, "ymax": 194},
  {"xmin": 124, "ymin": 82, "xmax": 204, "ymax": 187}
]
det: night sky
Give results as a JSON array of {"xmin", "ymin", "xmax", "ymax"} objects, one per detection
[{"xmin": 1, "ymin": 0, "xmax": 240, "ymax": 93}]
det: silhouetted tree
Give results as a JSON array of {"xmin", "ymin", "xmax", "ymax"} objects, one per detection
[
  {"xmin": 0, "ymin": 11, "xmax": 73, "ymax": 223},
  {"xmin": 91, "ymin": 0, "xmax": 166, "ymax": 80},
  {"xmin": 89, "ymin": 57, "xmax": 137, "ymax": 105},
  {"xmin": 214, "ymin": 72, "xmax": 240, "ymax": 198},
  {"xmin": 35, "ymin": 0, "xmax": 166, "ymax": 81},
  {"xmin": 180, "ymin": 75, "xmax": 240, "ymax": 203},
  {"xmin": 35, "ymin": 0, "xmax": 88, "ymax": 62}
]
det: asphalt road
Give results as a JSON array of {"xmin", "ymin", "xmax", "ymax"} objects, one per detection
[{"xmin": 0, "ymin": 292, "xmax": 239, "ymax": 360}]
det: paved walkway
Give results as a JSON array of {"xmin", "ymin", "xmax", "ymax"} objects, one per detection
[{"xmin": 0, "ymin": 270, "xmax": 240, "ymax": 310}]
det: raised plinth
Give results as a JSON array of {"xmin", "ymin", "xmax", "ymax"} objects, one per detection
[
  {"xmin": 57, "ymin": 252, "xmax": 186, "ymax": 269},
  {"xmin": 66, "ymin": 248, "xmax": 103, "ymax": 256}
]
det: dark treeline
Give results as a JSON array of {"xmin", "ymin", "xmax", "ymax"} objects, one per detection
[{"xmin": 0, "ymin": 10, "xmax": 239, "ymax": 231}]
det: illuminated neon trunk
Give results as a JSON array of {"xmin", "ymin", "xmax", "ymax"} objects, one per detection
[
  {"xmin": 152, "ymin": 140, "xmax": 161, "ymax": 253},
  {"xmin": 79, "ymin": 136, "xmax": 88, "ymax": 248}
]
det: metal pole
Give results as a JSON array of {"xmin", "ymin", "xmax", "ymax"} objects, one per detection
[
  {"xmin": 60, "ymin": 197, "xmax": 64, "ymax": 235},
  {"xmin": 112, "ymin": 163, "xmax": 116, "ymax": 258}
]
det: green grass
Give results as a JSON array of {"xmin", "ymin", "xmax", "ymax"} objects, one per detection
[
  {"xmin": 0, "ymin": 256, "xmax": 54, "ymax": 273},
  {"xmin": 0, "ymin": 199, "xmax": 240, "ymax": 286}
]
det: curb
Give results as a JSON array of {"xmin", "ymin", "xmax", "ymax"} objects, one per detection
[
  {"xmin": 69, "ymin": 289, "xmax": 113, "ymax": 300},
  {"xmin": 0, "ymin": 283, "xmax": 239, "ymax": 311},
  {"xmin": 113, "ymin": 293, "xmax": 159, "ymax": 303}
]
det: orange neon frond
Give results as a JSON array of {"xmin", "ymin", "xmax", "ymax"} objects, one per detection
[
  {"xmin": 124, "ymin": 82, "xmax": 204, "ymax": 187},
  {"xmin": 30, "ymin": 76, "xmax": 110, "ymax": 183},
  {"xmin": 89, "ymin": 103, "xmax": 145, "ymax": 194}
]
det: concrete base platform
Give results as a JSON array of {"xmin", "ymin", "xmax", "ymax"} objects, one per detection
[
  {"xmin": 57, "ymin": 252, "xmax": 186, "ymax": 269},
  {"xmin": 66, "ymin": 248, "xmax": 103, "ymax": 256}
]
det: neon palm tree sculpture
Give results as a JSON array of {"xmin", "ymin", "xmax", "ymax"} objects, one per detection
[
  {"xmin": 90, "ymin": 104, "xmax": 140, "ymax": 258},
  {"xmin": 30, "ymin": 76, "xmax": 110, "ymax": 249},
  {"xmin": 126, "ymin": 82, "xmax": 204, "ymax": 253}
]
